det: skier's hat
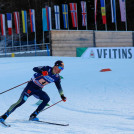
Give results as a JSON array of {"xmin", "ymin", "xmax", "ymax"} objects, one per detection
[{"xmin": 54, "ymin": 60, "xmax": 64, "ymax": 67}]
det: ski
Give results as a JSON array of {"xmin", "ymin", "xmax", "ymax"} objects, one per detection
[
  {"xmin": 33, "ymin": 120, "xmax": 69, "ymax": 126},
  {"xmin": 1, "ymin": 120, "xmax": 69, "ymax": 127},
  {"xmin": 0, "ymin": 122, "xmax": 11, "ymax": 127}
]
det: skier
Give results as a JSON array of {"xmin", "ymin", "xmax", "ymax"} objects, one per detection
[{"xmin": 0, "ymin": 60, "xmax": 66, "ymax": 122}]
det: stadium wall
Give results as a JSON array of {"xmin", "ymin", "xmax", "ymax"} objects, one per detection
[{"xmin": 51, "ymin": 31, "xmax": 133, "ymax": 57}]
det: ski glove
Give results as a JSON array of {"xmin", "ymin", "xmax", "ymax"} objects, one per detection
[
  {"xmin": 42, "ymin": 71, "xmax": 48, "ymax": 76},
  {"xmin": 61, "ymin": 94, "xmax": 66, "ymax": 102}
]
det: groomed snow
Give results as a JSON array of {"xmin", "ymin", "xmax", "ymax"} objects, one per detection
[{"xmin": 0, "ymin": 56, "xmax": 134, "ymax": 134}]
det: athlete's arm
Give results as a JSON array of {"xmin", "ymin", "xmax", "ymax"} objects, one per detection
[
  {"xmin": 55, "ymin": 79, "xmax": 64, "ymax": 96},
  {"xmin": 33, "ymin": 66, "xmax": 48, "ymax": 74}
]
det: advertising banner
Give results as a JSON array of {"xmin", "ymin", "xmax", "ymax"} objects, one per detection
[{"xmin": 78, "ymin": 47, "xmax": 134, "ymax": 59}]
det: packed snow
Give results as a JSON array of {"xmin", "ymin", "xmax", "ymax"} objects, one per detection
[{"xmin": 0, "ymin": 56, "xmax": 134, "ymax": 134}]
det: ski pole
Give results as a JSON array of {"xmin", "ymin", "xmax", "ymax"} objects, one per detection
[
  {"xmin": 0, "ymin": 80, "xmax": 30, "ymax": 95},
  {"xmin": 0, "ymin": 75, "xmax": 42, "ymax": 95},
  {"xmin": 41, "ymin": 100, "xmax": 63, "ymax": 112}
]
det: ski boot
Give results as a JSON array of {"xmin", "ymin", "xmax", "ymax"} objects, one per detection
[
  {"xmin": 29, "ymin": 111, "xmax": 39, "ymax": 121},
  {"xmin": 0, "ymin": 112, "xmax": 9, "ymax": 123},
  {"xmin": 0, "ymin": 117, "xmax": 5, "ymax": 123}
]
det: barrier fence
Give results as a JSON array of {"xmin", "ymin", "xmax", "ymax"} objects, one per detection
[
  {"xmin": 0, "ymin": 42, "xmax": 50, "ymax": 57},
  {"xmin": 0, "ymin": 30, "xmax": 134, "ymax": 57}
]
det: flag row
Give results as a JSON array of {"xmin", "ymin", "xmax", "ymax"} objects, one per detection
[
  {"xmin": 0, "ymin": 10, "xmax": 36, "ymax": 36},
  {"xmin": 0, "ymin": 0, "xmax": 127, "ymax": 36}
]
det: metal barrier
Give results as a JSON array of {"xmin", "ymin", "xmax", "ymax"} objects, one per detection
[{"xmin": 0, "ymin": 43, "xmax": 50, "ymax": 57}]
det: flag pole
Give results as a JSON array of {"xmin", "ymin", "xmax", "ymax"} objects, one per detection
[
  {"xmin": 59, "ymin": 6, "xmax": 61, "ymax": 30},
  {"xmin": 86, "ymin": 2, "xmax": 88, "ymax": 30},
  {"xmin": 125, "ymin": 0, "xmax": 127, "ymax": 31},
  {"xmin": 11, "ymin": 14, "xmax": 14, "ymax": 49},
  {"xmin": 3, "ymin": 14, "xmax": 7, "ymax": 56},
  {"xmin": 42, "ymin": 8, "xmax": 44, "ymax": 45},
  {"xmin": 18, "ymin": 12, "xmax": 21, "ymax": 52},
  {"xmin": 26, "ymin": 11, "xmax": 29, "ymax": 48},
  {"xmin": 94, "ymin": 0, "xmax": 98, "ymax": 31},
  {"xmin": 48, "ymin": 7, "xmax": 51, "ymax": 56},
  {"xmin": 54, "ymin": 5, "xmax": 56, "ymax": 30},
  {"xmin": 114, "ymin": 0, "xmax": 117, "ymax": 31},
  {"xmin": 34, "ymin": 9, "xmax": 37, "ymax": 56},
  {"xmin": 43, "ymin": 31, "xmax": 44, "ymax": 46},
  {"xmin": 67, "ymin": 4, "xmax": 69, "ymax": 30},
  {"xmin": 105, "ymin": 24, "xmax": 107, "ymax": 31},
  {"xmin": 35, "ymin": 28, "xmax": 37, "ymax": 56},
  {"xmin": 111, "ymin": 0, "xmax": 117, "ymax": 30},
  {"xmin": 5, "ymin": 36, "xmax": 6, "ymax": 56},
  {"xmin": 104, "ymin": 0, "xmax": 107, "ymax": 31},
  {"xmin": 76, "ymin": 3, "xmax": 78, "ymax": 30}
]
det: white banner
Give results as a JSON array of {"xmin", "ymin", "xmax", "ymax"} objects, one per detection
[{"xmin": 81, "ymin": 47, "xmax": 134, "ymax": 59}]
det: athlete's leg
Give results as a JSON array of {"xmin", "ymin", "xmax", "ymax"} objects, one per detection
[
  {"xmin": 29, "ymin": 90, "xmax": 50, "ymax": 119},
  {"xmin": 0, "ymin": 82, "xmax": 33, "ymax": 121}
]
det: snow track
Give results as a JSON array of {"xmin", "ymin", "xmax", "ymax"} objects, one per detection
[{"xmin": 0, "ymin": 57, "xmax": 134, "ymax": 134}]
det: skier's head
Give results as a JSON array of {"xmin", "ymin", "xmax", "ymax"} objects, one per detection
[
  {"xmin": 53, "ymin": 60, "xmax": 64, "ymax": 74},
  {"xmin": 54, "ymin": 60, "xmax": 64, "ymax": 67}
]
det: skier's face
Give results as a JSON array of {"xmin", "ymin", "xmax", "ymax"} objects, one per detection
[{"xmin": 53, "ymin": 65, "xmax": 64, "ymax": 74}]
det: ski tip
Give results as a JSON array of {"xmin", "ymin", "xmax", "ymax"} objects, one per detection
[
  {"xmin": 4, "ymin": 124, "xmax": 11, "ymax": 127},
  {"xmin": 34, "ymin": 120, "xmax": 69, "ymax": 126},
  {"xmin": 59, "ymin": 123, "xmax": 69, "ymax": 126},
  {"xmin": 1, "ymin": 122, "xmax": 11, "ymax": 127}
]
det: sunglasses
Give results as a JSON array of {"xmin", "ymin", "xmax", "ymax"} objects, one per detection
[{"xmin": 58, "ymin": 66, "xmax": 64, "ymax": 70}]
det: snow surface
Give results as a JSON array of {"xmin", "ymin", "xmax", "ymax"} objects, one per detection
[{"xmin": 0, "ymin": 56, "xmax": 134, "ymax": 134}]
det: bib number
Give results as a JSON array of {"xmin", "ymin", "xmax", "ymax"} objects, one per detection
[{"xmin": 39, "ymin": 78, "xmax": 48, "ymax": 86}]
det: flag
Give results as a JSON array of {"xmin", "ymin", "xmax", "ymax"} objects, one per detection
[
  {"xmin": 13, "ymin": 12, "xmax": 20, "ymax": 34},
  {"xmin": 69, "ymin": 3, "xmax": 78, "ymax": 27},
  {"xmin": 0, "ymin": 14, "xmax": 6, "ymax": 36},
  {"xmin": 29, "ymin": 9, "xmax": 36, "ymax": 32},
  {"xmin": 21, "ymin": 10, "xmax": 27, "ymax": 33},
  {"xmin": 42, "ymin": 8, "xmax": 47, "ymax": 31},
  {"xmin": 54, "ymin": 5, "xmax": 60, "ymax": 29},
  {"xmin": 95, "ymin": 0, "xmax": 98, "ymax": 24},
  {"xmin": 62, "ymin": 4, "xmax": 69, "ymax": 29},
  {"xmin": 100, "ymin": 0, "xmax": 107, "ymax": 24},
  {"xmin": 6, "ymin": 13, "xmax": 12, "ymax": 35},
  {"xmin": 81, "ymin": 1, "xmax": 87, "ymax": 26},
  {"xmin": 46, "ymin": 7, "xmax": 52, "ymax": 31},
  {"xmin": 42, "ymin": 7, "xmax": 52, "ymax": 31},
  {"xmin": 119, "ymin": 0, "xmax": 126, "ymax": 22},
  {"xmin": 110, "ymin": 0, "xmax": 116, "ymax": 23}
]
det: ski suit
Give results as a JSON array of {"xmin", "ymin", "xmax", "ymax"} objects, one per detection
[{"xmin": 5, "ymin": 66, "xmax": 63, "ymax": 116}]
